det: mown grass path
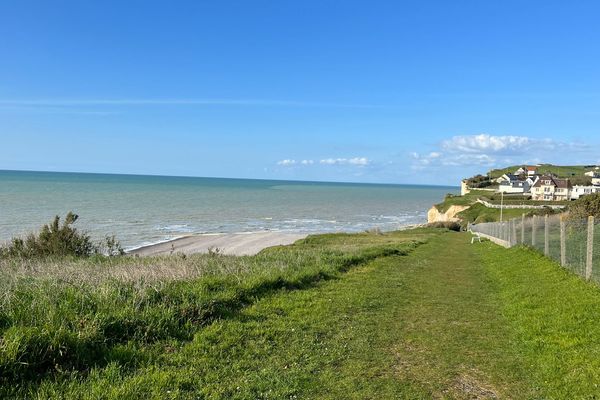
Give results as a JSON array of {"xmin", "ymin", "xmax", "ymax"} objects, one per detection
[{"xmin": 24, "ymin": 231, "xmax": 600, "ymax": 398}]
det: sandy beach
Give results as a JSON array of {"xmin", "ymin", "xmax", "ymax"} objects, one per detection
[{"xmin": 128, "ymin": 231, "xmax": 309, "ymax": 256}]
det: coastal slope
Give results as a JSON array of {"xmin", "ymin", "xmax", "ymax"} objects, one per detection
[{"xmin": 5, "ymin": 229, "xmax": 600, "ymax": 397}]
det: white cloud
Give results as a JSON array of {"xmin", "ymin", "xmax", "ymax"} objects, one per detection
[
  {"xmin": 319, "ymin": 157, "xmax": 370, "ymax": 166},
  {"xmin": 411, "ymin": 133, "xmax": 592, "ymax": 171},
  {"xmin": 442, "ymin": 134, "xmax": 532, "ymax": 154},
  {"xmin": 348, "ymin": 157, "xmax": 370, "ymax": 165},
  {"xmin": 277, "ymin": 159, "xmax": 297, "ymax": 166},
  {"xmin": 277, "ymin": 156, "xmax": 371, "ymax": 168}
]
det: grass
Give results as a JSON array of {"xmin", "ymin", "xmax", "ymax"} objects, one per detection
[
  {"xmin": 477, "ymin": 243, "xmax": 600, "ymax": 397},
  {"xmin": 0, "ymin": 229, "xmax": 427, "ymax": 397},
  {"xmin": 434, "ymin": 190, "xmax": 490, "ymax": 213},
  {"xmin": 489, "ymin": 164, "xmax": 591, "ymax": 179},
  {"xmin": 456, "ymin": 202, "xmax": 539, "ymax": 225},
  {"xmin": 481, "ymin": 193, "xmax": 570, "ymax": 207},
  {"xmin": 4, "ymin": 228, "xmax": 600, "ymax": 397}
]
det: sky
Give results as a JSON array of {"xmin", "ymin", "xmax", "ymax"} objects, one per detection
[{"xmin": 1, "ymin": 0, "xmax": 600, "ymax": 186}]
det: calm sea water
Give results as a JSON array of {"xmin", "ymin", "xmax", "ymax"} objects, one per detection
[{"xmin": 0, "ymin": 170, "xmax": 456, "ymax": 250}]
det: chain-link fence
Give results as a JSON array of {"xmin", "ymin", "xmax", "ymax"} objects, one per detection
[{"xmin": 469, "ymin": 215, "xmax": 598, "ymax": 283}]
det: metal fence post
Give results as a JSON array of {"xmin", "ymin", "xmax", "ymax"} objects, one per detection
[
  {"xmin": 532, "ymin": 215, "xmax": 536, "ymax": 247},
  {"xmin": 521, "ymin": 213, "xmax": 525, "ymax": 244},
  {"xmin": 512, "ymin": 219, "xmax": 517, "ymax": 247},
  {"xmin": 560, "ymin": 215, "xmax": 566, "ymax": 267},
  {"xmin": 544, "ymin": 214, "xmax": 549, "ymax": 256},
  {"xmin": 586, "ymin": 216, "xmax": 594, "ymax": 280}
]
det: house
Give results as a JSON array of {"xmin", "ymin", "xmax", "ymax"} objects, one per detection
[
  {"xmin": 571, "ymin": 185, "xmax": 600, "ymax": 200},
  {"xmin": 585, "ymin": 170, "xmax": 599, "ymax": 178},
  {"xmin": 514, "ymin": 167, "xmax": 526, "ymax": 175},
  {"xmin": 497, "ymin": 173, "xmax": 538, "ymax": 194},
  {"xmin": 495, "ymin": 173, "xmax": 518, "ymax": 184},
  {"xmin": 526, "ymin": 175, "xmax": 539, "ymax": 186},
  {"xmin": 525, "ymin": 166, "xmax": 538, "ymax": 176},
  {"xmin": 498, "ymin": 179, "xmax": 530, "ymax": 194},
  {"xmin": 593, "ymin": 177, "xmax": 600, "ymax": 186},
  {"xmin": 531, "ymin": 175, "xmax": 572, "ymax": 201}
]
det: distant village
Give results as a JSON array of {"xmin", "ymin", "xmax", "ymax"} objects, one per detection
[{"xmin": 461, "ymin": 165, "xmax": 600, "ymax": 201}]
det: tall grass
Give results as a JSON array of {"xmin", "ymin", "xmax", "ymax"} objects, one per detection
[{"xmin": 0, "ymin": 229, "xmax": 425, "ymax": 389}]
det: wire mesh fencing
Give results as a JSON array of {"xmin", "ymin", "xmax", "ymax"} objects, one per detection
[{"xmin": 470, "ymin": 215, "xmax": 598, "ymax": 283}]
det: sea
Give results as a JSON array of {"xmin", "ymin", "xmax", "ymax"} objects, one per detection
[{"xmin": 0, "ymin": 170, "xmax": 457, "ymax": 251}]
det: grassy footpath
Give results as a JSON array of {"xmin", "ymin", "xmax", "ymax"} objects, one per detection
[{"xmin": 4, "ymin": 230, "xmax": 600, "ymax": 398}]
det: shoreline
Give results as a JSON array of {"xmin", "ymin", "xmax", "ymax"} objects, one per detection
[
  {"xmin": 127, "ymin": 223, "xmax": 428, "ymax": 257},
  {"xmin": 127, "ymin": 231, "xmax": 310, "ymax": 257}
]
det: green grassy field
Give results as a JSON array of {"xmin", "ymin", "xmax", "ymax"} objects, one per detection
[
  {"xmin": 489, "ymin": 164, "xmax": 591, "ymax": 179},
  {"xmin": 434, "ymin": 190, "xmax": 491, "ymax": 212},
  {"xmin": 456, "ymin": 203, "xmax": 557, "ymax": 225},
  {"xmin": 3, "ymin": 229, "xmax": 600, "ymax": 398}
]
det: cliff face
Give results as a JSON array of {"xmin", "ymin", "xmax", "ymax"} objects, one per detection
[{"xmin": 427, "ymin": 205, "xmax": 470, "ymax": 223}]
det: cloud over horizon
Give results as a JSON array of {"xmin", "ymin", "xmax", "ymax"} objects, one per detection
[
  {"xmin": 411, "ymin": 134, "xmax": 593, "ymax": 170},
  {"xmin": 277, "ymin": 157, "xmax": 371, "ymax": 167}
]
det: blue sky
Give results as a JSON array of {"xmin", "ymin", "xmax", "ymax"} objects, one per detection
[{"xmin": 1, "ymin": 1, "xmax": 600, "ymax": 185}]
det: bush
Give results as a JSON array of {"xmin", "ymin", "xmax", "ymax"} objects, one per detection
[
  {"xmin": 465, "ymin": 174, "xmax": 492, "ymax": 188},
  {"xmin": 427, "ymin": 221, "xmax": 461, "ymax": 231},
  {"xmin": 568, "ymin": 193, "xmax": 600, "ymax": 221},
  {"xmin": 524, "ymin": 206, "xmax": 560, "ymax": 218},
  {"xmin": 0, "ymin": 212, "xmax": 123, "ymax": 258}
]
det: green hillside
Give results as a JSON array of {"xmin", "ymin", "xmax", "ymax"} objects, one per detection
[{"xmin": 489, "ymin": 164, "xmax": 594, "ymax": 179}]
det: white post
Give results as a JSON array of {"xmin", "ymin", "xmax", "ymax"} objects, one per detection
[
  {"xmin": 586, "ymin": 216, "xmax": 594, "ymax": 280},
  {"xmin": 560, "ymin": 216, "xmax": 566, "ymax": 267},
  {"xmin": 532, "ymin": 215, "xmax": 536, "ymax": 247},
  {"xmin": 544, "ymin": 214, "xmax": 549, "ymax": 256},
  {"xmin": 521, "ymin": 213, "xmax": 525, "ymax": 244}
]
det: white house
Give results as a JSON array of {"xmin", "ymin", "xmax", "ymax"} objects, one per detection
[
  {"xmin": 497, "ymin": 174, "xmax": 538, "ymax": 194},
  {"xmin": 571, "ymin": 185, "xmax": 600, "ymax": 200},
  {"xmin": 593, "ymin": 177, "xmax": 600, "ymax": 186},
  {"xmin": 499, "ymin": 179, "xmax": 532, "ymax": 194},
  {"xmin": 495, "ymin": 173, "xmax": 518, "ymax": 184},
  {"xmin": 584, "ymin": 171, "xmax": 598, "ymax": 177},
  {"xmin": 525, "ymin": 166, "xmax": 538, "ymax": 176}
]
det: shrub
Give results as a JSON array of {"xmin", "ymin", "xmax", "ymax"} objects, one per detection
[
  {"xmin": 1, "ymin": 212, "xmax": 101, "ymax": 258},
  {"xmin": 101, "ymin": 235, "xmax": 125, "ymax": 257},
  {"xmin": 465, "ymin": 174, "xmax": 492, "ymax": 188},
  {"xmin": 524, "ymin": 206, "xmax": 560, "ymax": 218},
  {"xmin": 568, "ymin": 193, "xmax": 600, "ymax": 221},
  {"xmin": 427, "ymin": 221, "xmax": 461, "ymax": 231}
]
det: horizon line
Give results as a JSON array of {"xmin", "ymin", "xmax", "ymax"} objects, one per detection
[{"xmin": 0, "ymin": 168, "xmax": 459, "ymax": 188}]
